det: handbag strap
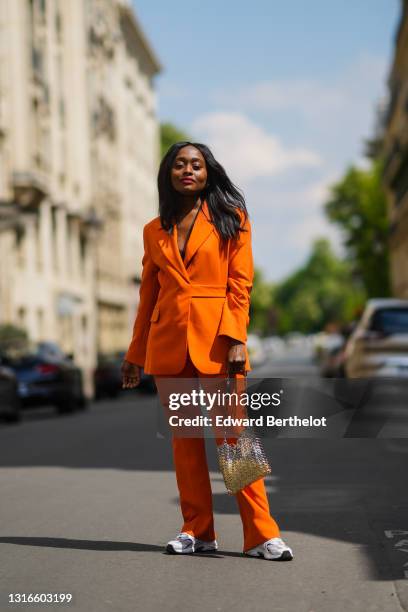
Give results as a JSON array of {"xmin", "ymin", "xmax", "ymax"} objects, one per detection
[{"xmin": 223, "ymin": 371, "xmax": 247, "ymax": 442}]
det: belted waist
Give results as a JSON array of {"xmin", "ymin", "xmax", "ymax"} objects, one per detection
[{"xmin": 186, "ymin": 284, "xmax": 227, "ymax": 298}]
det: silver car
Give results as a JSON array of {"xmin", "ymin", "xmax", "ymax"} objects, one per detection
[{"xmin": 344, "ymin": 298, "xmax": 408, "ymax": 379}]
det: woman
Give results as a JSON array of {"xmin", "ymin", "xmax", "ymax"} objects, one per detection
[{"xmin": 121, "ymin": 142, "xmax": 293, "ymax": 561}]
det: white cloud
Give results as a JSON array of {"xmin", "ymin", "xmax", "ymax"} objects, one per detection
[
  {"xmin": 246, "ymin": 170, "xmax": 340, "ymax": 218},
  {"xmin": 301, "ymin": 173, "xmax": 339, "ymax": 211},
  {"xmin": 252, "ymin": 218, "xmax": 343, "ymax": 281},
  {"xmin": 246, "ymin": 171, "xmax": 346, "ymax": 279},
  {"xmin": 190, "ymin": 111, "xmax": 322, "ymax": 184},
  {"xmin": 212, "ymin": 54, "xmax": 388, "ymax": 123},
  {"xmin": 214, "ymin": 79, "xmax": 348, "ymax": 118},
  {"xmin": 250, "ymin": 173, "xmax": 342, "ymax": 251},
  {"xmin": 251, "ymin": 200, "xmax": 343, "ymax": 281},
  {"xmin": 288, "ymin": 212, "xmax": 342, "ymax": 252}
]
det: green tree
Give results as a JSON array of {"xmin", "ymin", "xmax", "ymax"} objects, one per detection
[
  {"xmin": 273, "ymin": 238, "xmax": 365, "ymax": 334},
  {"xmin": 324, "ymin": 158, "xmax": 391, "ymax": 297},
  {"xmin": 160, "ymin": 122, "xmax": 191, "ymax": 160},
  {"xmin": 249, "ymin": 268, "xmax": 274, "ymax": 335}
]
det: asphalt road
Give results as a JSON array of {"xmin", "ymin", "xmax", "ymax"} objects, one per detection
[{"xmin": 1, "ymin": 352, "xmax": 408, "ymax": 612}]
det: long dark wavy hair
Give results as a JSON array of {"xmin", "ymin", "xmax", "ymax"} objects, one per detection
[{"xmin": 158, "ymin": 142, "xmax": 249, "ymax": 241}]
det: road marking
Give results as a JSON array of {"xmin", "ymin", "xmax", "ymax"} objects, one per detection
[
  {"xmin": 385, "ymin": 530, "xmax": 408, "ymax": 538},
  {"xmin": 384, "ymin": 530, "xmax": 408, "ymax": 579}
]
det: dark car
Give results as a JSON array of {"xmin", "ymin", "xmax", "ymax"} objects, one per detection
[
  {"xmin": 94, "ymin": 353, "xmax": 122, "ymax": 400},
  {"xmin": 0, "ymin": 363, "xmax": 21, "ymax": 423},
  {"xmin": 94, "ymin": 351, "xmax": 156, "ymax": 399},
  {"xmin": 3, "ymin": 341, "xmax": 87, "ymax": 414},
  {"xmin": 117, "ymin": 351, "xmax": 156, "ymax": 393}
]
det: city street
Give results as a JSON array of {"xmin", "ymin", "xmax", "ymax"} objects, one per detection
[
  {"xmin": 0, "ymin": 1, "xmax": 406, "ymax": 611},
  {"xmin": 1, "ymin": 352, "xmax": 408, "ymax": 612}
]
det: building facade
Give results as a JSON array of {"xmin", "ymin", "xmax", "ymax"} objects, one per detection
[
  {"xmin": 0, "ymin": 0, "xmax": 161, "ymax": 395},
  {"xmin": 382, "ymin": 0, "xmax": 408, "ymax": 298}
]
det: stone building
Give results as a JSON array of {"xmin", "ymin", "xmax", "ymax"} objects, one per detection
[
  {"xmin": 0, "ymin": 0, "xmax": 161, "ymax": 396},
  {"xmin": 382, "ymin": 0, "xmax": 408, "ymax": 298}
]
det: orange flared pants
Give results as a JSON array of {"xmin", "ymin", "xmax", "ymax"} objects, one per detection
[{"xmin": 154, "ymin": 347, "xmax": 280, "ymax": 552}]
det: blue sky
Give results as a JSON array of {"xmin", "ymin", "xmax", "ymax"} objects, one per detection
[{"xmin": 132, "ymin": 0, "xmax": 401, "ymax": 282}]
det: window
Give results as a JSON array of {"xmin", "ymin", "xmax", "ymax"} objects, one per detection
[{"xmin": 370, "ymin": 308, "xmax": 408, "ymax": 335}]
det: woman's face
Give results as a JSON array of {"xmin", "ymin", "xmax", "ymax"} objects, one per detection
[{"xmin": 171, "ymin": 145, "xmax": 208, "ymax": 196}]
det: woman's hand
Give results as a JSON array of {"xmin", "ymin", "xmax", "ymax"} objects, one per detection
[
  {"xmin": 121, "ymin": 360, "xmax": 141, "ymax": 389},
  {"xmin": 227, "ymin": 340, "xmax": 246, "ymax": 375}
]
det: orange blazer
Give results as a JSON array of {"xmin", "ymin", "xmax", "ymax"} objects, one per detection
[{"xmin": 124, "ymin": 200, "xmax": 254, "ymax": 375}]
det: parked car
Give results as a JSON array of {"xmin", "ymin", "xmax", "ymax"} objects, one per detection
[
  {"xmin": 94, "ymin": 353, "xmax": 123, "ymax": 399},
  {"xmin": 0, "ymin": 363, "xmax": 21, "ymax": 423},
  {"xmin": 2, "ymin": 341, "xmax": 87, "ymax": 414},
  {"xmin": 117, "ymin": 351, "xmax": 156, "ymax": 393},
  {"xmin": 344, "ymin": 299, "xmax": 408, "ymax": 379}
]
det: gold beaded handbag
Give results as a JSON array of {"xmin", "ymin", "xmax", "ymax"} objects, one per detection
[{"xmin": 217, "ymin": 374, "xmax": 271, "ymax": 495}]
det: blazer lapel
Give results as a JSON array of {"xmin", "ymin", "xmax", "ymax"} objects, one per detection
[
  {"xmin": 157, "ymin": 223, "xmax": 189, "ymax": 282},
  {"xmin": 156, "ymin": 199, "xmax": 215, "ymax": 281},
  {"xmin": 183, "ymin": 200, "xmax": 214, "ymax": 270}
]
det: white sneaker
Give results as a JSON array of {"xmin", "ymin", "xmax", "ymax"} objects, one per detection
[
  {"xmin": 166, "ymin": 532, "xmax": 218, "ymax": 555},
  {"xmin": 245, "ymin": 537, "xmax": 293, "ymax": 561}
]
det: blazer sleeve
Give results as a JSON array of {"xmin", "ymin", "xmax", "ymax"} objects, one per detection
[
  {"xmin": 217, "ymin": 212, "xmax": 254, "ymax": 343},
  {"xmin": 124, "ymin": 225, "xmax": 160, "ymax": 366}
]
